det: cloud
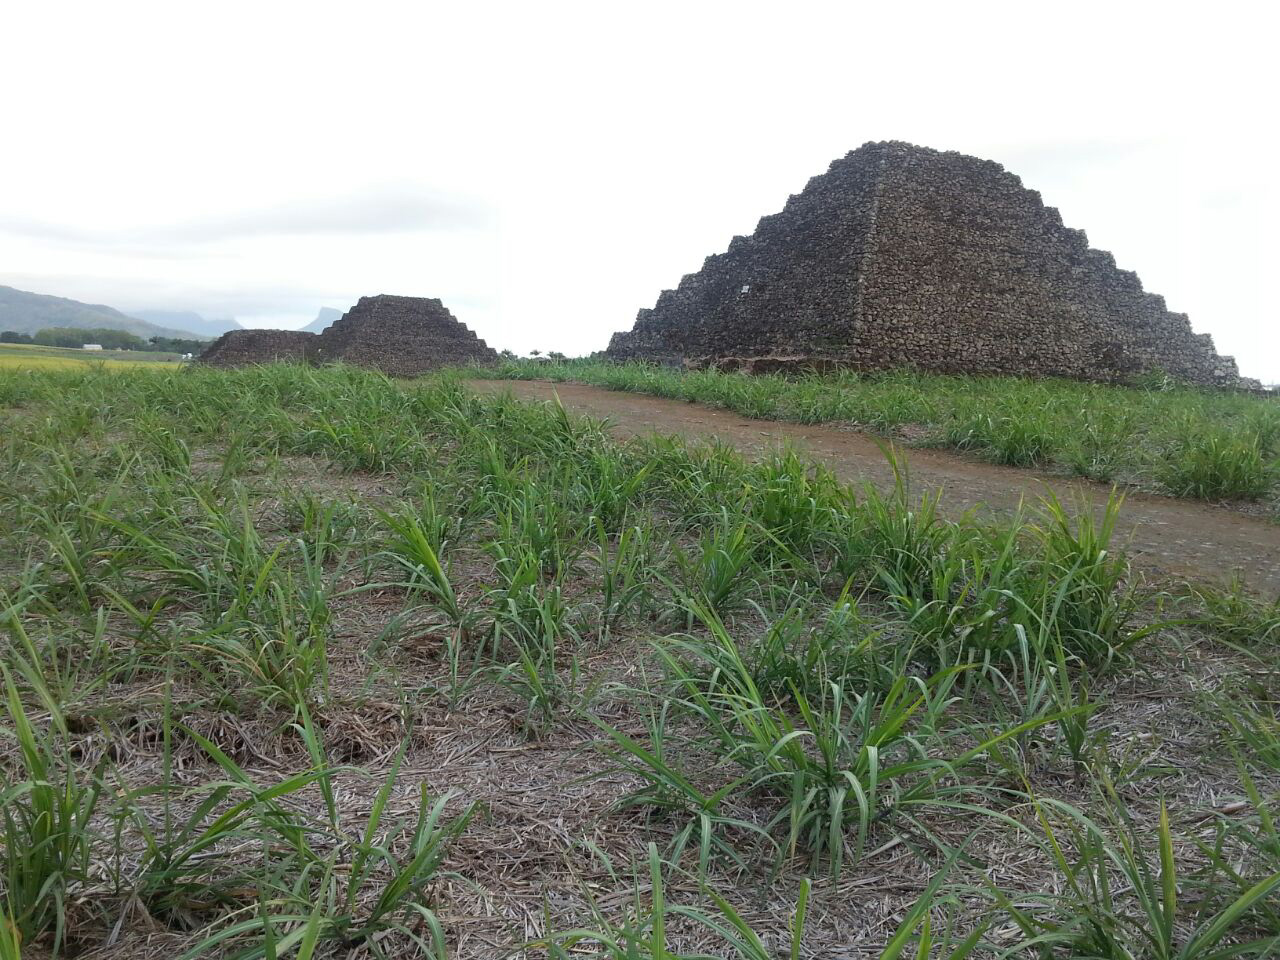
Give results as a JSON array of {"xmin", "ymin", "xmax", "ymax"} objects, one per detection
[
  {"xmin": 0, "ymin": 271, "xmax": 345, "ymax": 318},
  {"xmin": 165, "ymin": 187, "xmax": 495, "ymax": 241},
  {"xmin": 0, "ymin": 268, "xmax": 501, "ymax": 331},
  {"xmin": 0, "ymin": 184, "xmax": 494, "ymax": 251}
]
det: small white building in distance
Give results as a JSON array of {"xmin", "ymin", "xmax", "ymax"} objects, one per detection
[{"xmin": 82, "ymin": 343, "xmax": 104, "ymax": 351}]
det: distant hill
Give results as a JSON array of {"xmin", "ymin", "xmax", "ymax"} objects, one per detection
[
  {"xmin": 302, "ymin": 307, "xmax": 343, "ymax": 333},
  {"xmin": 127, "ymin": 309, "xmax": 240, "ymax": 339},
  {"xmin": 0, "ymin": 285, "xmax": 208, "ymax": 340}
]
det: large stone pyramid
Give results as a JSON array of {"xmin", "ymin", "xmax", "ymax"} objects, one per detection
[
  {"xmin": 608, "ymin": 141, "xmax": 1246, "ymax": 386},
  {"xmin": 197, "ymin": 295, "xmax": 497, "ymax": 374},
  {"xmin": 313, "ymin": 295, "xmax": 497, "ymax": 376}
]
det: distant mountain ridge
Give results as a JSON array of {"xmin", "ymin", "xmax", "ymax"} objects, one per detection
[
  {"xmin": 127, "ymin": 309, "xmax": 241, "ymax": 339},
  {"xmin": 0, "ymin": 285, "xmax": 210, "ymax": 340},
  {"xmin": 302, "ymin": 307, "xmax": 343, "ymax": 333}
]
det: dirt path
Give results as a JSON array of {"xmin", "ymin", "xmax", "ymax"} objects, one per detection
[{"xmin": 469, "ymin": 379, "xmax": 1280, "ymax": 595}]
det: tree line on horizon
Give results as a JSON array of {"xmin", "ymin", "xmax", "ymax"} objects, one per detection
[{"xmin": 0, "ymin": 327, "xmax": 206, "ymax": 353}]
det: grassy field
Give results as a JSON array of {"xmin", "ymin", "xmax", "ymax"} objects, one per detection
[
  {"xmin": 0, "ymin": 342, "xmax": 186, "ymax": 371},
  {"xmin": 486, "ymin": 359, "xmax": 1280, "ymax": 504},
  {"xmin": 3, "ymin": 362, "xmax": 1280, "ymax": 958}
]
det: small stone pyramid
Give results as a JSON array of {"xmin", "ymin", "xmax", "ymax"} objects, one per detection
[
  {"xmin": 197, "ymin": 295, "xmax": 497, "ymax": 374},
  {"xmin": 608, "ymin": 141, "xmax": 1248, "ymax": 387},
  {"xmin": 315, "ymin": 295, "xmax": 497, "ymax": 376},
  {"xmin": 197, "ymin": 329, "xmax": 315, "ymax": 366}
]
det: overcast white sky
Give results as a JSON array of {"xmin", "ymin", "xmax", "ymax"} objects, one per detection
[{"xmin": 2, "ymin": 1, "xmax": 1276, "ymax": 379}]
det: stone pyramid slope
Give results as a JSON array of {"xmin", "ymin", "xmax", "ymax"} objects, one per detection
[
  {"xmin": 608, "ymin": 141, "xmax": 1246, "ymax": 387},
  {"xmin": 315, "ymin": 295, "xmax": 497, "ymax": 376}
]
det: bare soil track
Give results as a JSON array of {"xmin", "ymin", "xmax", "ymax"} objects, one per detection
[{"xmin": 471, "ymin": 379, "xmax": 1280, "ymax": 596}]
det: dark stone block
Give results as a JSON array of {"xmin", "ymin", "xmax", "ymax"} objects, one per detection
[{"xmin": 196, "ymin": 329, "xmax": 316, "ymax": 367}]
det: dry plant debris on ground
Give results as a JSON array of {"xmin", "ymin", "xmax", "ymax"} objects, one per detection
[{"xmin": 2, "ymin": 363, "xmax": 1280, "ymax": 959}]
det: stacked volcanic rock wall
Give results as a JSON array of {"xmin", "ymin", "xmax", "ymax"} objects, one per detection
[
  {"xmin": 197, "ymin": 329, "xmax": 316, "ymax": 366},
  {"xmin": 314, "ymin": 295, "xmax": 497, "ymax": 377},
  {"xmin": 608, "ymin": 141, "xmax": 1247, "ymax": 387}
]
